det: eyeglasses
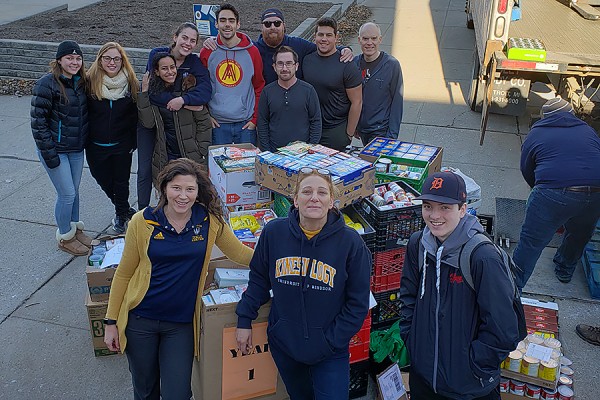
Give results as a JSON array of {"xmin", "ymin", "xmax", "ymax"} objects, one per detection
[
  {"xmin": 263, "ymin": 20, "xmax": 283, "ymax": 28},
  {"xmin": 101, "ymin": 55, "xmax": 122, "ymax": 63},
  {"xmin": 275, "ymin": 61, "xmax": 296, "ymax": 68}
]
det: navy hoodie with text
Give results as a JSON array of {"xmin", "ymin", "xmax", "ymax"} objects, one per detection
[{"xmin": 236, "ymin": 208, "xmax": 371, "ymax": 365}]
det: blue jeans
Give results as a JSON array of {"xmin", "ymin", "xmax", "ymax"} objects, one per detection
[
  {"xmin": 269, "ymin": 340, "xmax": 350, "ymax": 399},
  {"xmin": 513, "ymin": 187, "xmax": 600, "ymax": 289},
  {"xmin": 38, "ymin": 151, "xmax": 84, "ymax": 234},
  {"xmin": 212, "ymin": 121, "xmax": 256, "ymax": 145}
]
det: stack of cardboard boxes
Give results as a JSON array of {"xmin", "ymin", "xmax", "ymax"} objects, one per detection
[{"xmin": 84, "ymin": 236, "xmax": 124, "ymax": 357}]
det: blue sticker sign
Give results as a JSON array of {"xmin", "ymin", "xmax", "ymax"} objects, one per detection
[{"xmin": 193, "ymin": 4, "xmax": 219, "ymax": 37}]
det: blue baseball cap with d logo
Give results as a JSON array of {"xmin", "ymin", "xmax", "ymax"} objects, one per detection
[{"xmin": 415, "ymin": 171, "xmax": 467, "ymax": 205}]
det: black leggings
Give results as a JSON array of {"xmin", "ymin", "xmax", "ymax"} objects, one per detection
[
  {"xmin": 86, "ymin": 144, "xmax": 132, "ymax": 217},
  {"xmin": 125, "ymin": 313, "xmax": 194, "ymax": 400}
]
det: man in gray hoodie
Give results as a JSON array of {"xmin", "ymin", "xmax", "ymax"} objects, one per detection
[{"xmin": 399, "ymin": 172, "xmax": 520, "ymax": 400}]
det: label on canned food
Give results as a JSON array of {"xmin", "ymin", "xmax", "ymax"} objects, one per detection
[
  {"xmin": 525, "ymin": 383, "xmax": 541, "ymax": 399},
  {"xmin": 539, "ymin": 359, "xmax": 558, "ymax": 381},
  {"xmin": 541, "ymin": 388, "xmax": 557, "ymax": 400}
]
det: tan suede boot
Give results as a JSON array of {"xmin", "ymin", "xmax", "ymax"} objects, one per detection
[
  {"xmin": 74, "ymin": 221, "xmax": 93, "ymax": 248},
  {"xmin": 56, "ymin": 227, "xmax": 88, "ymax": 256}
]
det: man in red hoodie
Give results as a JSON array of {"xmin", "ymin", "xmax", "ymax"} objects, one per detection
[{"xmin": 199, "ymin": 3, "xmax": 265, "ymax": 145}]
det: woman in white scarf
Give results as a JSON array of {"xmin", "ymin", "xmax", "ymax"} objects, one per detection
[{"xmin": 86, "ymin": 42, "xmax": 140, "ymax": 233}]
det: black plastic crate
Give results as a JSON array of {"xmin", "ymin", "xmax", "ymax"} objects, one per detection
[
  {"xmin": 349, "ymin": 359, "xmax": 369, "ymax": 399},
  {"xmin": 371, "ymin": 289, "xmax": 403, "ymax": 329},
  {"xmin": 342, "ymin": 204, "xmax": 376, "ymax": 254},
  {"xmin": 358, "ymin": 181, "xmax": 424, "ymax": 251}
]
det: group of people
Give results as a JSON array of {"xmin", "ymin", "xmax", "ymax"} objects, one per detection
[{"xmin": 29, "ymin": 2, "xmax": 600, "ymax": 400}]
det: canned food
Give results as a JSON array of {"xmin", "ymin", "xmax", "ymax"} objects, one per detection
[
  {"xmin": 510, "ymin": 380, "xmax": 526, "ymax": 395},
  {"xmin": 541, "ymin": 388, "xmax": 558, "ymax": 400},
  {"xmin": 544, "ymin": 337, "xmax": 562, "ymax": 350},
  {"xmin": 557, "ymin": 385, "xmax": 574, "ymax": 400},
  {"xmin": 374, "ymin": 186, "xmax": 388, "ymax": 197},
  {"xmin": 560, "ymin": 366, "xmax": 574, "ymax": 377},
  {"xmin": 525, "ymin": 384, "xmax": 541, "ymax": 399},
  {"xmin": 551, "ymin": 349, "xmax": 562, "ymax": 361},
  {"xmin": 383, "ymin": 191, "xmax": 396, "ymax": 204},
  {"xmin": 378, "ymin": 158, "xmax": 392, "ymax": 171},
  {"xmin": 375, "ymin": 163, "xmax": 387, "ymax": 173},
  {"xmin": 558, "ymin": 375, "xmax": 573, "ymax": 387},
  {"xmin": 499, "ymin": 378, "xmax": 509, "ymax": 393},
  {"xmin": 560, "ymin": 356, "xmax": 572, "ymax": 367},
  {"xmin": 506, "ymin": 350, "xmax": 523, "ymax": 372},
  {"xmin": 539, "ymin": 359, "xmax": 558, "ymax": 381},
  {"xmin": 371, "ymin": 194, "xmax": 386, "ymax": 207},
  {"xmin": 521, "ymin": 356, "xmax": 540, "ymax": 377},
  {"xmin": 517, "ymin": 341, "xmax": 527, "ymax": 352},
  {"xmin": 527, "ymin": 333, "xmax": 545, "ymax": 345}
]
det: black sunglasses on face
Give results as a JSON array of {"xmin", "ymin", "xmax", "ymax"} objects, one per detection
[{"xmin": 263, "ymin": 21, "xmax": 283, "ymax": 28}]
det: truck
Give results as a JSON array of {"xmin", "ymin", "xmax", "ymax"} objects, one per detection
[{"xmin": 466, "ymin": 0, "xmax": 600, "ymax": 144}]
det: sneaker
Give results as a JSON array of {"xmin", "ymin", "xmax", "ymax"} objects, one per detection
[
  {"xmin": 576, "ymin": 324, "xmax": 600, "ymax": 346},
  {"xmin": 58, "ymin": 237, "xmax": 89, "ymax": 256},
  {"xmin": 554, "ymin": 270, "xmax": 572, "ymax": 283},
  {"xmin": 126, "ymin": 207, "xmax": 137, "ymax": 220},
  {"xmin": 112, "ymin": 215, "xmax": 127, "ymax": 234}
]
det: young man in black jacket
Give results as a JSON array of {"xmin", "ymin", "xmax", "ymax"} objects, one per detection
[{"xmin": 399, "ymin": 172, "xmax": 520, "ymax": 400}]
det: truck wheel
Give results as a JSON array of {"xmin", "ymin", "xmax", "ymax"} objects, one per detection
[{"xmin": 468, "ymin": 48, "xmax": 484, "ymax": 112}]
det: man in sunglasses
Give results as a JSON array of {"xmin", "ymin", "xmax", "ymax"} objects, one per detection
[
  {"xmin": 203, "ymin": 8, "xmax": 354, "ymax": 85},
  {"xmin": 257, "ymin": 46, "xmax": 322, "ymax": 152}
]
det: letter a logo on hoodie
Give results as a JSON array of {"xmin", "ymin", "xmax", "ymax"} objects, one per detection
[{"xmin": 216, "ymin": 59, "xmax": 243, "ymax": 88}]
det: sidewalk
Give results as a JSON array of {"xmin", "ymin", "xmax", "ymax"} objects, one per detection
[
  {"xmin": 0, "ymin": 0, "xmax": 100, "ymax": 25},
  {"xmin": 0, "ymin": 0, "xmax": 599, "ymax": 399}
]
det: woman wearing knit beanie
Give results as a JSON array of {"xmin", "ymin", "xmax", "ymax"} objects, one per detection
[
  {"xmin": 86, "ymin": 42, "xmax": 140, "ymax": 234},
  {"xmin": 31, "ymin": 40, "xmax": 93, "ymax": 256}
]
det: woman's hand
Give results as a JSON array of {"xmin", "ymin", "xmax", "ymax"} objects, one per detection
[
  {"xmin": 236, "ymin": 328, "xmax": 253, "ymax": 355},
  {"xmin": 210, "ymin": 116, "xmax": 221, "ymax": 128},
  {"xmin": 167, "ymin": 96, "xmax": 185, "ymax": 111},
  {"xmin": 184, "ymin": 105, "xmax": 204, "ymax": 112},
  {"xmin": 104, "ymin": 324, "xmax": 120, "ymax": 352},
  {"xmin": 141, "ymin": 72, "xmax": 150, "ymax": 92},
  {"xmin": 203, "ymin": 37, "xmax": 218, "ymax": 51}
]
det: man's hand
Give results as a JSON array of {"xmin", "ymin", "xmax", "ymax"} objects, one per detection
[
  {"xmin": 141, "ymin": 72, "xmax": 150, "ymax": 92},
  {"xmin": 184, "ymin": 105, "xmax": 204, "ymax": 112},
  {"xmin": 236, "ymin": 328, "xmax": 253, "ymax": 355},
  {"xmin": 340, "ymin": 47, "xmax": 354, "ymax": 63},
  {"xmin": 167, "ymin": 97, "xmax": 185, "ymax": 111},
  {"xmin": 203, "ymin": 37, "xmax": 218, "ymax": 51},
  {"xmin": 211, "ymin": 116, "xmax": 221, "ymax": 128},
  {"xmin": 242, "ymin": 121, "xmax": 256, "ymax": 130}
]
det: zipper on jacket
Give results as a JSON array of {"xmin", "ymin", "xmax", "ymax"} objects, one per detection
[
  {"xmin": 58, "ymin": 120, "xmax": 62, "ymax": 142},
  {"xmin": 108, "ymin": 100, "xmax": 113, "ymax": 143},
  {"xmin": 173, "ymin": 111, "xmax": 186, "ymax": 157}
]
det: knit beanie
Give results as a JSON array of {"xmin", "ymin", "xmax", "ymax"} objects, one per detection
[
  {"xmin": 541, "ymin": 97, "xmax": 574, "ymax": 118},
  {"xmin": 56, "ymin": 41, "xmax": 83, "ymax": 60}
]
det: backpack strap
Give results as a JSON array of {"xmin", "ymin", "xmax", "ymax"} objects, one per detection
[{"xmin": 458, "ymin": 233, "xmax": 493, "ymax": 291}]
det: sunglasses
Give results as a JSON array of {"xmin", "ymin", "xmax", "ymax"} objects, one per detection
[
  {"xmin": 299, "ymin": 167, "xmax": 331, "ymax": 177},
  {"xmin": 262, "ymin": 20, "xmax": 283, "ymax": 28}
]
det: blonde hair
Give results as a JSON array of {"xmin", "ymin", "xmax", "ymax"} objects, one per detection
[
  {"xmin": 87, "ymin": 42, "xmax": 139, "ymax": 101},
  {"xmin": 49, "ymin": 57, "xmax": 88, "ymax": 104}
]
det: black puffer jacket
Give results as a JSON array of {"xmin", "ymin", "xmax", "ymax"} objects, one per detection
[
  {"xmin": 31, "ymin": 73, "xmax": 88, "ymax": 168},
  {"xmin": 87, "ymin": 95, "xmax": 137, "ymax": 153}
]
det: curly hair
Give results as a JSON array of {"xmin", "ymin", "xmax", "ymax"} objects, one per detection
[
  {"xmin": 154, "ymin": 158, "xmax": 223, "ymax": 221},
  {"xmin": 149, "ymin": 52, "xmax": 176, "ymax": 95}
]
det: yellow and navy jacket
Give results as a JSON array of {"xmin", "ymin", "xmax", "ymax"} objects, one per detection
[
  {"xmin": 236, "ymin": 208, "xmax": 371, "ymax": 365},
  {"xmin": 105, "ymin": 206, "xmax": 253, "ymax": 357}
]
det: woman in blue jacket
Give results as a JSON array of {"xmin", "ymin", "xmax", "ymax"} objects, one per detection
[
  {"xmin": 86, "ymin": 42, "xmax": 139, "ymax": 234},
  {"xmin": 236, "ymin": 168, "xmax": 371, "ymax": 399},
  {"xmin": 31, "ymin": 40, "xmax": 92, "ymax": 256},
  {"xmin": 137, "ymin": 22, "xmax": 212, "ymax": 210}
]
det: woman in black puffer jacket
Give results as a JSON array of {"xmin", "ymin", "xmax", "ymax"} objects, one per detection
[{"xmin": 31, "ymin": 40, "xmax": 92, "ymax": 256}]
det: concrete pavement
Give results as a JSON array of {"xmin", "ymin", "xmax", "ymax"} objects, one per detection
[
  {"xmin": 0, "ymin": 0, "xmax": 101, "ymax": 26},
  {"xmin": 0, "ymin": 0, "xmax": 599, "ymax": 399}
]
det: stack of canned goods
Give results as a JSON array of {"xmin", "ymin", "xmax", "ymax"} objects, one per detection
[
  {"xmin": 499, "ymin": 333, "xmax": 576, "ymax": 399},
  {"xmin": 369, "ymin": 182, "xmax": 417, "ymax": 211}
]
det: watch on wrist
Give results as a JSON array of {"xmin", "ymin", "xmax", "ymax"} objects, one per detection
[{"xmin": 103, "ymin": 318, "xmax": 117, "ymax": 325}]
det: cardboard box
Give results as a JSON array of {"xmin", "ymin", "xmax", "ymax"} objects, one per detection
[
  {"xmin": 209, "ymin": 144, "xmax": 272, "ymax": 206},
  {"xmin": 85, "ymin": 292, "xmax": 118, "ymax": 357},
  {"xmin": 192, "ymin": 259, "xmax": 288, "ymax": 400},
  {"xmin": 255, "ymin": 159, "xmax": 375, "ymax": 209},
  {"xmin": 358, "ymin": 139, "xmax": 444, "ymax": 177},
  {"xmin": 501, "ymin": 393, "xmax": 526, "ymax": 400},
  {"xmin": 86, "ymin": 266, "xmax": 115, "ymax": 303}
]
